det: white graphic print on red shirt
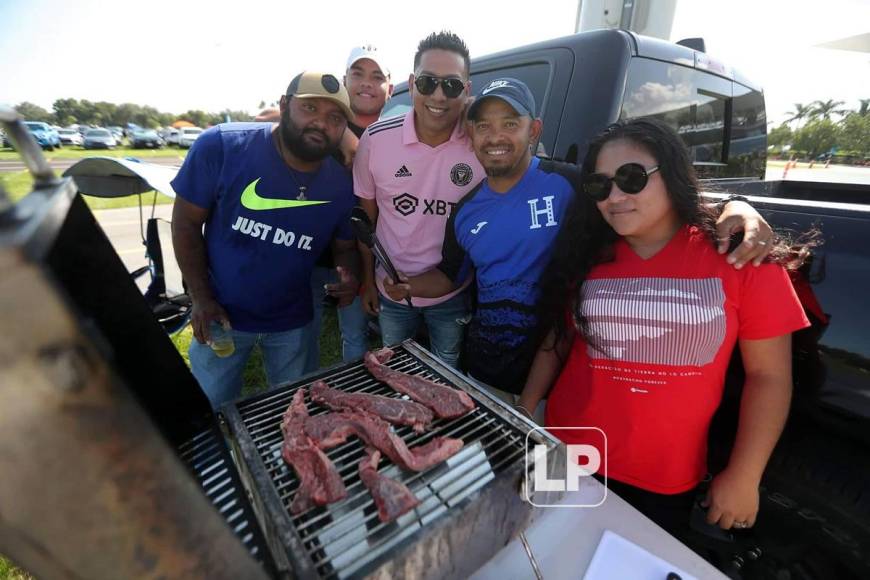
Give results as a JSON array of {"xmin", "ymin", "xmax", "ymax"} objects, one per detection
[{"xmin": 581, "ymin": 277, "xmax": 726, "ymax": 366}]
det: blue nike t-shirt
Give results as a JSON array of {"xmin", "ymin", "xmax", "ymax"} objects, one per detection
[
  {"xmin": 438, "ymin": 157, "xmax": 583, "ymax": 393},
  {"xmin": 171, "ymin": 122, "xmax": 354, "ymax": 332}
]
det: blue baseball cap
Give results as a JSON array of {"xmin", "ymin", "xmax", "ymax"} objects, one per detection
[{"xmin": 468, "ymin": 77, "xmax": 536, "ymax": 120}]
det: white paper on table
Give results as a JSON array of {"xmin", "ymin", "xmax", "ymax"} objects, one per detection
[{"xmin": 583, "ymin": 529, "xmax": 698, "ymax": 580}]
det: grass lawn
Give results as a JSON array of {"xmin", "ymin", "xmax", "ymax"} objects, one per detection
[
  {"xmin": 0, "ymin": 559, "xmax": 33, "ymax": 580},
  {"xmin": 1, "ymin": 145, "xmax": 186, "ymax": 210},
  {"xmin": 0, "ymin": 145, "xmax": 187, "ymax": 161},
  {"xmin": 2, "ymin": 161, "xmax": 179, "ymax": 211}
]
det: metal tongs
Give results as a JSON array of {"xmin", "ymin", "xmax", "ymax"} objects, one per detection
[{"xmin": 350, "ymin": 207, "xmax": 413, "ymax": 307}]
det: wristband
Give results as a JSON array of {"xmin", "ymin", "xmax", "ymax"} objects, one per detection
[{"xmin": 718, "ymin": 194, "xmax": 750, "ymax": 209}]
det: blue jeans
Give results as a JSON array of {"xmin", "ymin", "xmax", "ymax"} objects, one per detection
[
  {"xmin": 305, "ymin": 266, "xmax": 369, "ymax": 372},
  {"xmin": 378, "ymin": 291, "xmax": 469, "ymax": 368},
  {"xmin": 189, "ymin": 324, "xmax": 310, "ymax": 410}
]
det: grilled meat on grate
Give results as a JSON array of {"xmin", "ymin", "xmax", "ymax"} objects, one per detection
[
  {"xmin": 281, "ymin": 389, "xmax": 347, "ymax": 514},
  {"xmin": 364, "ymin": 348, "xmax": 476, "ymax": 419},
  {"xmin": 358, "ymin": 449, "xmax": 421, "ymax": 522},
  {"xmin": 310, "ymin": 379, "xmax": 434, "ymax": 433},
  {"xmin": 304, "ymin": 410, "xmax": 464, "ymax": 471}
]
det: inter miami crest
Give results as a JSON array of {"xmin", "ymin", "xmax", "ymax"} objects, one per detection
[{"xmin": 450, "ymin": 163, "xmax": 473, "ymax": 186}]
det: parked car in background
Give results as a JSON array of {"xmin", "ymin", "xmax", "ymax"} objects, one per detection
[
  {"xmin": 163, "ymin": 128, "xmax": 180, "ymax": 146},
  {"xmin": 107, "ymin": 126, "xmax": 125, "ymax": 144},
  {"xmin": 82, "ymin": 128, "xmax": 117, "ymax": 149},
  {"xmin": 57, "ymin": 128, "xmax": 84, "ymax": 146},
  {"xmin": 129, "ymin": 129, "xmax": 164, "ymax": 149},
  {"xmin": 177, "ymin": 127, "xmax": 203, "ymax": 148},
  {"xmin": 24, "ymin": 121, "xmax": 62, "ymax": 150}
]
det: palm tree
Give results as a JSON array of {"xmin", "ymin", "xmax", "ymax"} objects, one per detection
[
  {"xmin": 809, "ymin": 99, "xmax": 847, "ymax": 121},
  {"xmin": 785, "ymin": 103, "xmax": 812, "ymax": 128}
]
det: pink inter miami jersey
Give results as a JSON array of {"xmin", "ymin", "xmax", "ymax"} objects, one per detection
[{"xmin": 353, "ymin": 111, "xmax": 483, "ymax": 307}]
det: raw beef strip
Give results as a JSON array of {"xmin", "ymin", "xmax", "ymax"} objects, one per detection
[
  {"xmin": 304, "ymin": 410, "xmax": 463, "ymax": 471},
  {"xmin": 281, "ymin": 389, "xmax": 347, "ymax": 514},
  {"xmin": 364, "ymin": 348, "xmax": 475, "ymax": 419},
  {"xmin": 310, "ymin": 380, "xmax": 433, "ymax": 432},
  {"xmin": 358, "ymin": 449, "xmax": 420, "ymax": 523}
]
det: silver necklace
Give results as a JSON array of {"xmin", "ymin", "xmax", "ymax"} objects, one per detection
[
  {"xmin": 276, "ymin": 133, "xmax": 316, "ymax": 200},
  {"xmin": 287, "ymin": 169, "xmax": 312, "ymax": 200}
]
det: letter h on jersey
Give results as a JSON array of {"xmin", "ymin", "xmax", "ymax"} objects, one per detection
[{"xmin": 528, "ymin": 196, "xmax": 557, "ymax": 229}]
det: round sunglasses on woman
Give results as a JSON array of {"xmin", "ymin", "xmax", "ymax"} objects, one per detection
[{"xmin": 583, "ymin": 162, "xmax": 660, "ymax": 201}]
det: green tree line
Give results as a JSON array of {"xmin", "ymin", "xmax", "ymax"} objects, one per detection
[
  {"xmin": 13, "ymin": 99, "xmax": 253, "ymax": 128},
  {"xmin": 769, "ymin": 99, "xmax": 870, "ymax": 159}
]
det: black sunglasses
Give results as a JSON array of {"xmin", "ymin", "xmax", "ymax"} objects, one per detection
[
  {"xmin": 583, "ymin": 163, "xmax": 660, "ymax": 201},
  {"xmin": 414, "ymin": 75, "xmax": 466, "ymax": 98}
]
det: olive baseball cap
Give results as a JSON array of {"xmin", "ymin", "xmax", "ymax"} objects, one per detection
[{"xmin": 285, "ymin": 71, "xmax": 354, "ymax": 122}]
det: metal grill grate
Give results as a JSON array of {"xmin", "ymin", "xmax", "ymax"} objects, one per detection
[
  {"xmin": 227, "ymin": 343, "xmax": 531, "ymax": 579},
  {"xmin": 177, "ymin": 424, "xmax": 276, "ymax": 576}
]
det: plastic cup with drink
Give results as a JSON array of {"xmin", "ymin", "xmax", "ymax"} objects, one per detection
[{"xmin": 208, "ymin": 319, "xmax": 235, "ymax": 358}]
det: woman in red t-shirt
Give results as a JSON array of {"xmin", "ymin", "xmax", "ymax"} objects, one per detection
[{"xmin": 519, "ymin": 118, "xmax": 811, "ymax": 533}]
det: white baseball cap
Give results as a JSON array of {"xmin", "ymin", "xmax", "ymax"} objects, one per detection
[{"xmin": 346, "ymin": 44, "xmax": 390, "ymax": 77}]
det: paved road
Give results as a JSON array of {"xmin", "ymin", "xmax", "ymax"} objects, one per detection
[
  {"xmin": 0, "ymin": 156, "xmax": 182, "ymax": 173},
  {"xmin": 766, "ymin": 163, "xmax": 870, "ymax": 186},
  {"xmin": 93, "ymin": 204, "xmax": 174, "ymax": 291}
]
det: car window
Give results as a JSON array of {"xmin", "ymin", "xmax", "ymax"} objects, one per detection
[
  {"xmin": 729, "ymin": 83, "xmax": 766, "ymax": 178},
  {"xmin": 87, "ymin": 130, "xmax": 110, "ymax": 137},
  {"xmin": 619, "ymin": 57, "xmax": 731, "ymax": 177}
]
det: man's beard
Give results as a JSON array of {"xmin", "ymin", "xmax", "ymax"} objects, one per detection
[
  {"xmin": 483, "ymin": 156, "xmax": 522, "ymax": 178},
  {"xmin": 279, "ymin": 107, "xmax": 337, "ymax": 162}
]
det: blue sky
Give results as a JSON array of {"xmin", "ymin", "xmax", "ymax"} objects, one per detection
[{"xmin": 1, "ymin": 0, "xmax": 867, "ymax": 124}]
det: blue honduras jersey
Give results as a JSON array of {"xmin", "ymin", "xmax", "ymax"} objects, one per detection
[
  {"xmin": 438, "ymin": 157, "xmax": 583, "ymax": 393},
  {"xmin": 171, "ymin": 123, "xmax": 354, "ymax": 332}
]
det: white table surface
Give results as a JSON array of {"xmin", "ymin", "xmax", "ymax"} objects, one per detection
[{"xmin": 471, "ymin": 477, "xmax": 727, "ymax": 580}]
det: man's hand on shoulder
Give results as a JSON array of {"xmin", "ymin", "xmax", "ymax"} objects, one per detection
[
  {"xmin": 339, "ymin": 128, "xmax": 359, "ymax": 168},
  {"xmin": 715, "ymin": 200, "xmax": 774, "ymax": 269}
]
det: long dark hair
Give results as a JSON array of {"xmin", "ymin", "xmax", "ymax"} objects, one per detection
[{"xmin": 536, "ymin": 117, "xmax": 814, "ymax": 351}]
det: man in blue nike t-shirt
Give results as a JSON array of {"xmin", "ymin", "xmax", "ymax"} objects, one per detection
[{"xmin": 171, "ymin": 71, "xmax": 360, "ymax": 409}]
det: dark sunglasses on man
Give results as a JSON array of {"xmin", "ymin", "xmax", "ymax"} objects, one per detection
[
  {"xmin": 583, "ymin": 163, "xmax": 660, "ymax": 201},
  {"xmin": 414, "ymin": 75, "xmax": 466, "ymax": 99}
]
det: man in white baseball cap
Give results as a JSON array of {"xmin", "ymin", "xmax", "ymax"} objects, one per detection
[{"xmin": 344, "ymin": 44, "xmax": 393, "ymax": 136}]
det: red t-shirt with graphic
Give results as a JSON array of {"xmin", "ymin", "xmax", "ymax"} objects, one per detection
[{"xmin": 546, "ymin": 226, "xmax": 810, "ymax": 494}]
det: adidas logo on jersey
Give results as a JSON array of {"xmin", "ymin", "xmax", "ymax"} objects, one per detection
[{"xmin": 394, "ymin": 165, "xmax": 412, "ymax": 178}]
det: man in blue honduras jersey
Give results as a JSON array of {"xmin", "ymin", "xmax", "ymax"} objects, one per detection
[{"xmin": 382, "ymin": 77, "xmax": 580, "ymax": 406}]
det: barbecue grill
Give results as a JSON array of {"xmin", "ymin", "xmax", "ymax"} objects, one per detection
[
  {"xmin": 225, "ymin": 342, "xmax": 561, "ymax": 579},
  {"xmin": 0, "ymin": 110, "xmax": 566, "ymax": 579}
]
